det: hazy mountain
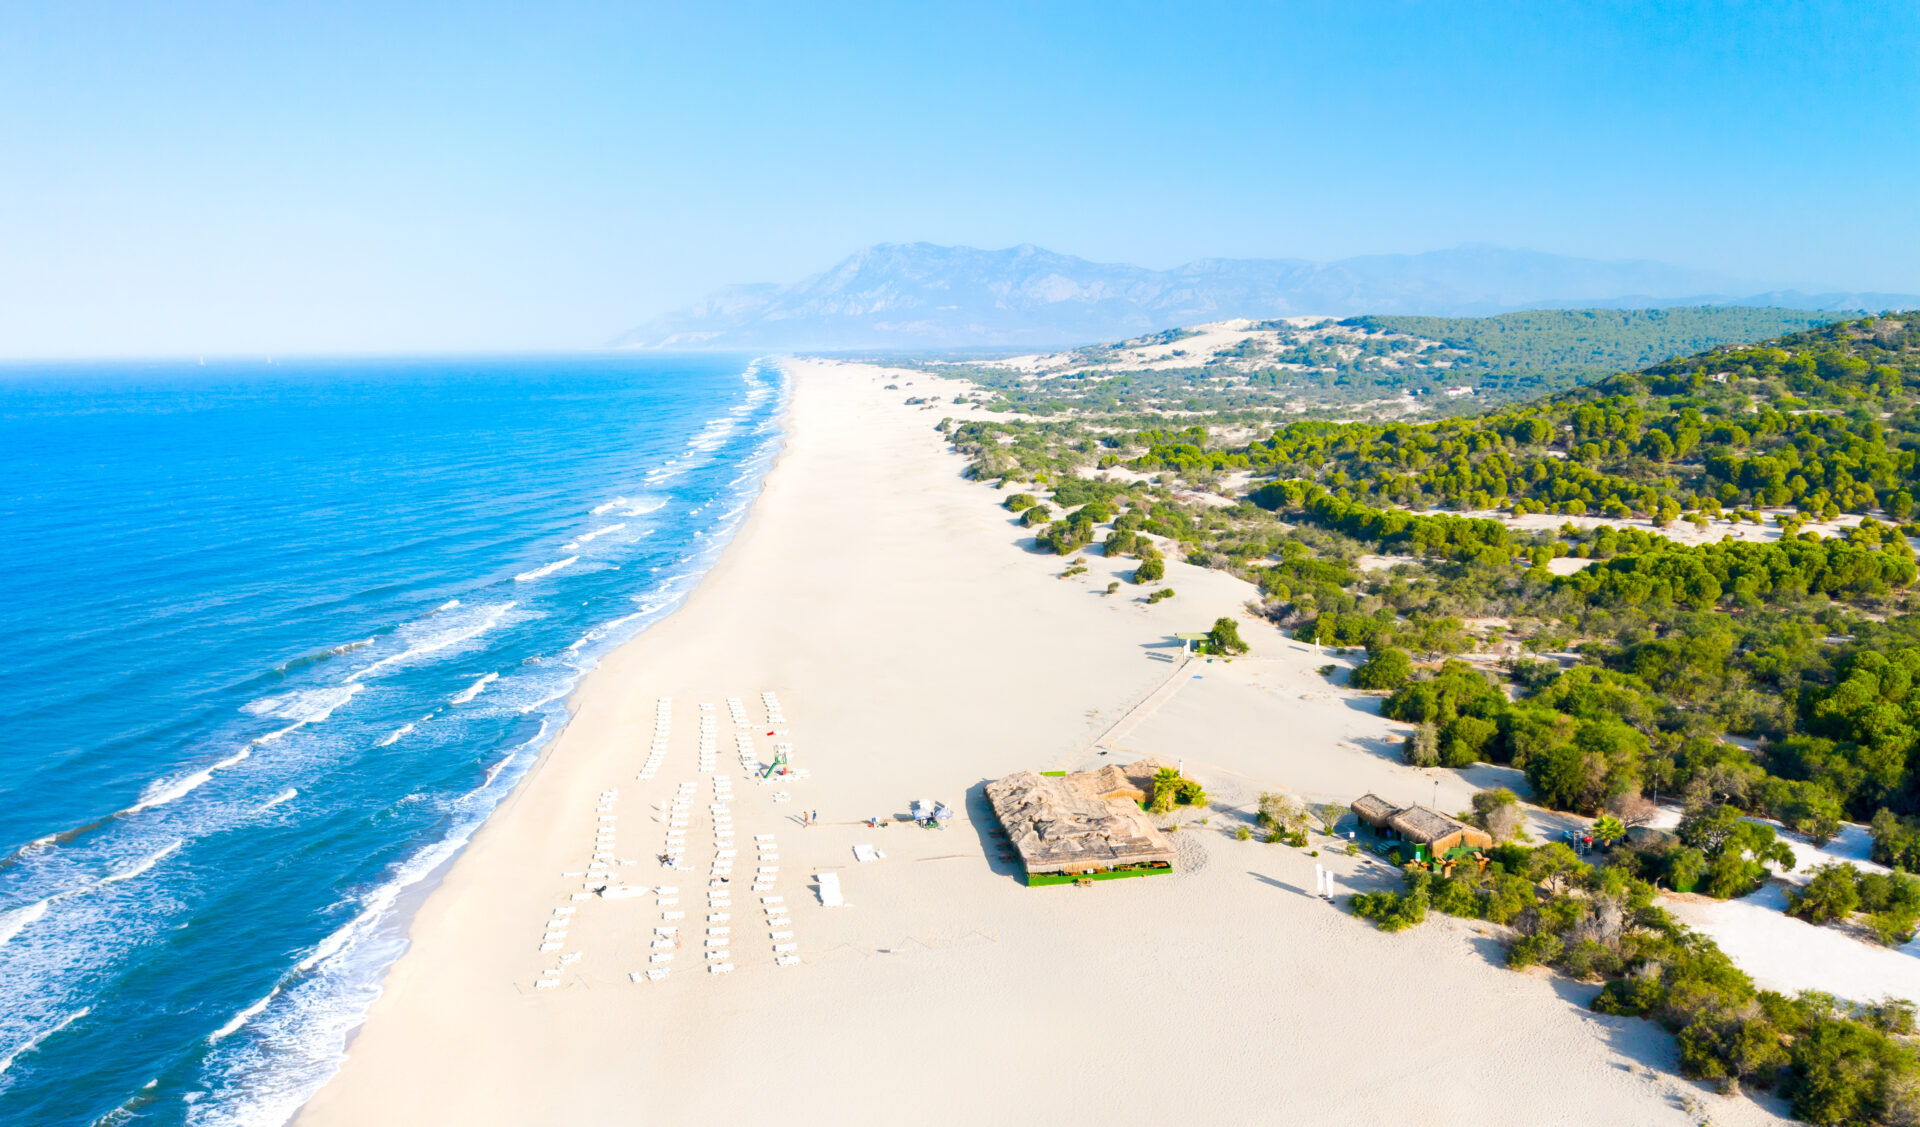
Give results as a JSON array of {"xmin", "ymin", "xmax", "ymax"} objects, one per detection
[{"xmin": 612, "ymin": 243, "xmax": 1915, "ymax": 351}]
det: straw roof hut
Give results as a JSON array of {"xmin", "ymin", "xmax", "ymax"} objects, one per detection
[
  {"xmin": 986, "ymin": 760, "xmax": 1178, "ymax": 882},
  {"xmin": 1351, "ymin": 793, "xmax": 1400, "ymax": 831},
  {"xmin": 1350, "ymin": 793, "xmax": 1493, "ymax": 858}
]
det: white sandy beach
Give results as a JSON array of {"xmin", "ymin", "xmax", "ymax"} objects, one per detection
[{"xmin": 295, "ymin": 358, "xmax": 1785, "ymax": 1127}]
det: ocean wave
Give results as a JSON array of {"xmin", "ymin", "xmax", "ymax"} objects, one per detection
[
  {"xmin": 346, "ymin": 602, "xmax": 514, "ymax": 683},
  {"xmin": 98, "ymin": 840, "xmax": 183, "ymax": 886},
  {"xmin": 622, "ymin": 499, "xmax": 665, "ymax": 516},
  {"xmin": 127, "ymin": 748, "xmax": 252, "ymax": 815},
  {"xmin": 574, "ymin": 523, "xmax": 625, "ymax": 545},
  {"xmin": 243, "ymin": 683, "xmax": 364, "ymax": 744},
  {"xmin": 272, "ymin": 637, "xmax": 374, "ymax": 676},
  {"xmin": 207, "ymin": 986, "xmax": 280, "ymax": 1045},
  {"xmin": 373, "ymin": 723, "xmax": 414, "ymax": 748},
  {"xmin": 0, "ymin": 1006, "xmax": 90, "ymax": 1079},
  {"xmin": 191, "ymin": 751, "xmax": 536, "ymax": 1127},
  {"xmin": 449, "ymin": 672, "xmax": 497, "ymax": 705},
  {"xmin": 434, "ymin": 599, "xmax": 460, "ymax": 612},
  {"xmin": 0, "ymin": 899, "xmax": 50, "ymax": 948},
  {"xmin": 259, "ymin": 789, "xmax": 298, "ymax": 811},
  {"xmin": 589, "ymin": 497, "xmax": 624, "ymax": 515},
  {"xmin": 512, "ymin": 556, "xmax": 577, "ymax": 582}
]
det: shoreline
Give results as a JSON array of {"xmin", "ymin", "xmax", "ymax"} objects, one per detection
[{"xmin": 295, "ymin": 358, "xmax": 1782, "ymax": 1126}]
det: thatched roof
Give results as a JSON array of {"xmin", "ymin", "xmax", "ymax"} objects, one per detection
[
  {"xmin": 1389, "ymin": 804, "xmax": 1468, "ymax": 844},
  {"xmin": 1352, "ymin": 795, "xmax": 1493, "ymax": 852},
  {"xmin": 986, "ymin": 762, "xmax": 1178, "ymax": 876},
  {"xmin": 1351, "ymin": 793, "xmax": 1399, "ymax": 828}
]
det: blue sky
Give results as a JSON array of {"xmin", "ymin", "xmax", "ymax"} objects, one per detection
[{"xmin": 2, "ymin": 1, "xmax": 1916, "ymax": 355}]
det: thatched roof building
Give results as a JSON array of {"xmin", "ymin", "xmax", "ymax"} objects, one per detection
[
  {"xmin": 986, "ymin": 758, "xmax": 1178, "ymax": 883},
  {"xmin": 1350, "ymin": 793, "xmax": 1493, "ymax": 858}
]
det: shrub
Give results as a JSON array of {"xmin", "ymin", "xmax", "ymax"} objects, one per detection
[
  {"xmin": 1507, "ymin": 932, "xmax": 1564, "ymax": 968},
  {"xmin": 1469, "ymin": 788, "xmax": 1526, "ymax": 844},
  {"xmin": 1234, "ymin": 825, "xmax": 1252, "ymax": 841},
  {"xmin": 1349, "ymin": 645, "xmax": 1413, "ymax": 691},
  {"xmin": 1004, "ymin": 492, "xmax": 1036, "ymax": 512},
  {"xmin": 1405, "ymin": 723, "xmax": 1440, "ymax": 768},
  {"xmin": 1204, "ymin": 617, "xmax": 1249, "ymax": 655},
  {"xmin": 1021, "ymin": 505, "xmax": 1052, "ymax": 527},
  {"xmin": 1146, "ymin": 588, "xmax": 1175, "ymax": 604},
  {"xmin": 1788, "ymin": 863, "xmax": 1863, "ymax": 926},
  {"xmin": 1257, "ymin": 792, "xmax": 1308, "ymax": 833},
  {"xmin": 1134, "ymin": 558, "xmax": 1165, "ymax": 583},
  {"xmin": 1351, "ymin": 885, "xmax": 1429, "ymax": 932}
]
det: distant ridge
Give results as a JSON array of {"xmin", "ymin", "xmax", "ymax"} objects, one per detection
[{"xmin": 613, "ymin": 243, "xmax": 1917, "ymax": 351}]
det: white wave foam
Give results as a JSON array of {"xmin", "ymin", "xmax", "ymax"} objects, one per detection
[
  {"xmin": 128, "ymin": 748, "xmax": 252, "ymax": 814},
  {"xmin": 346, "ymin": 602, "xmax": 514, "ymax": 683},
  {"xmin": 0, "ymin": 1005, "xmax": 89, "ymax": 1079},
  {"xmin": 574, "ymin": 523, "xmax": 625, "ymax": 545},
  {"xmin": 99, "ymin": 840, "xmax": 182, "ymax": 886},
  {"xmin": 0, "ymin": 899, "xmax": 50, "ymax": 948},
  {"xmin": 622, "ymin": 499, "xmax": 665, "ymax": 516},
  {"xmin": 208, "ymin": 986, "xmax": 280, "ymax": 1044},
  {"xmin": 244, "ymin": 684, "xmax": 364, "ymax": 744},
  {"xmin": 517, "ymin": 684, "xmax": 574, "ymax": 715},
  {"xmin": 374, "ymin": 723, "xmax": 414, "ymax": 748},
  {"xmin": 590, "ymin": 498, "xmax": 622, "ymax": 514},
  {"xmin": 449, "ymin": 672, "xmax": 497, "ymax": 705},
  {"xmin": 434, "ymin": 599, "xmax": 460, "ymax": 612},
  {"xmin": 513, "ymin": 556, "xmax": 576, "ymax": 583},
  {"xmin": 243, "ymin": 684, "xmax": 362, "ymax": 725},
  {"xmin": 259, "ymin": 789, "xmax": 298, "ymax": 811}
]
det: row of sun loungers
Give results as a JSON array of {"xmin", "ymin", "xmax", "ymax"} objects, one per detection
[{"xmin": 536, "ymin": 691, "xmax": 808, "ymax": 991}]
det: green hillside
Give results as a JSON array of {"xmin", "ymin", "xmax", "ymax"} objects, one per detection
[{"xmin": 1345, "ymin": 306, "xmax": 1850, "ymax": 390}]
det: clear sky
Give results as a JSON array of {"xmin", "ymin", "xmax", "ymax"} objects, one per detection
[{"xmin": 2, "ymin": 1, "xmax": 1916, "ymax": 356}]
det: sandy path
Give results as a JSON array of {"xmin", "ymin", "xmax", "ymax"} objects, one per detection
[{"xmin": 295, "ymin": 358, "xmax": 1782, "ymax": 1126}]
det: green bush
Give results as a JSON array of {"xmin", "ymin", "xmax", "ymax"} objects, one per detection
[
  {"xmin": 1134, "ymin": 558, "xmax": 1165, "ymax": 583},
  {"xmin": 1146, "ymin": 588, "xmax": 1174, "ymax": 604},
  {"xmin": 1349, "ymin": 645, "xmax": 1412, "ymax": 691},
  {"xmin": 1351, "ymin": 885, "xmax": 1429, "ymax": 932},
  {"xmin": 1506, "ymin": 932, "xmax": 1564, "ymax": 968},
  {"xmin": 1004, "ymin": 492, "xmax": 1036, "ymax": 512},
  {"xmin": 1788, "ymin": 863, "xmax": 1864, "ymax": 926},
  {"xmin": 1204, "ymin": 616, "xmax": 1248, "ymax": 655}
]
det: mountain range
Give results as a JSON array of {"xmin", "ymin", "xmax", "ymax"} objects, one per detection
[{"xmin": 612, "ymin": 243, "xmax": 1919, "ymax": 351}]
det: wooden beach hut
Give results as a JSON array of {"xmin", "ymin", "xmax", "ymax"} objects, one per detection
[
  {"xmin": 1350, "ymin": 793, "xmax": 1493, "ymax": 861},
  {"xmin": 986, "ymin": 761, "xmax": 1178, "ymax": 886}
]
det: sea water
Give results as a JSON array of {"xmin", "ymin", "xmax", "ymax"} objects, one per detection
[{"xmin": 0, "ymin": 354, "xmax": 782, "ymax": 1125}]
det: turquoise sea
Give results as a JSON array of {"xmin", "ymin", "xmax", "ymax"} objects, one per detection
[{"xmin": 0, "ymin": 354, "xmax": 781, "ymax": 1125}]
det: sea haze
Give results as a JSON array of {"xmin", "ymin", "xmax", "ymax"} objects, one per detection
[{"xmin": 0, "ymin": 354, "xmax": 783, "ymax": 1126}]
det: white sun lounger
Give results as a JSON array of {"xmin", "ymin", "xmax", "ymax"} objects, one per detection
[
  {"xmin": 708, "ymin": 962, "xmax": 733, "ymax": 974},
  {"xmin": 651, "ymin": 953, "xmax": 673, "ymax": 963},
  {"xmin": 776, "ymin": 955, "xmax": 801, "ymax": 966},
  {"xmin": 817, "ymin": 873, "xmax": 844, "ymax": 907},
  {"xmin": 773, "ymin": 941, "xmax": 797, "ymax": 952},
  {"xmin": 767, "ymin": 916, "xmax": 791, "ymax": 927},
  {"xmin": 761, "ymin": 895, "xmax": 783, "ymax": 904},
  {"xmin": 770, "ymin": 930, "xmax": 793, "ymax": 940},
  {"xmin": 662, "ymin": 910, "xmax": 685, "ymax": 920},
  {"xmin": 535, "ymin": 978, "xmax": 560, "ymax": 989}
]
